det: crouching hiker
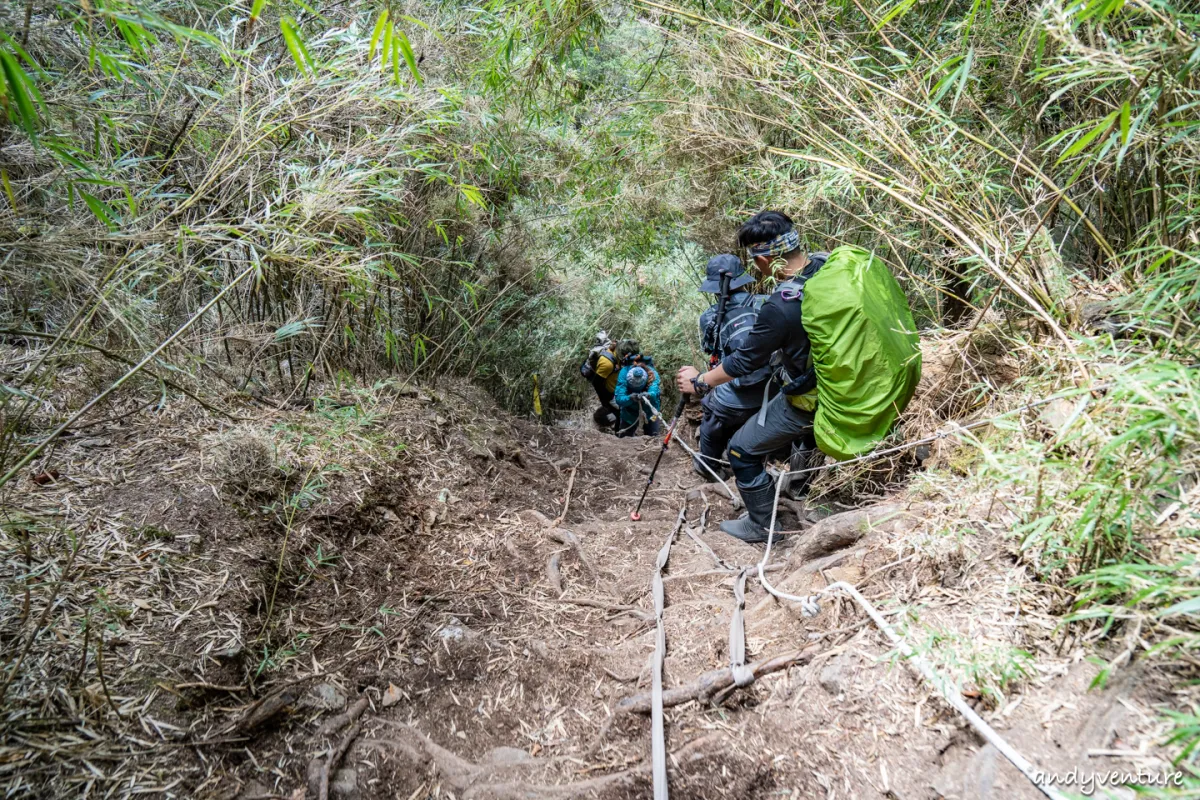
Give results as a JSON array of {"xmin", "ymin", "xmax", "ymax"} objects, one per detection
[
  {"xmin": 694, "ymin": 254, "xmax": 773, "ymax": 482},
  {"xmin": 677, "ymin": 211, "xmax": 921, "ymax": 543},
  {"xmin": 580, "ymin": 332, "xmax": 624, "ymax": 431},
  {"xmin": 615, "ymin": 354, "xmax": 662, "ymax": 438}
]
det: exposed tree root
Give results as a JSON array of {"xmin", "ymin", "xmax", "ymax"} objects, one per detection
[
  {"xmin": 783, "ymin": 504, "xmax": 903, "ymax": 566},
  {"xmin": 319, "ymin": 696, "xmax": 369, "ymax": 736},
  {"xmin": 360, "ymin": 721, "xmax": 632, "ymax": 799},
  {"xmin": 546, "ymin": 552, "xmax": 564, "ymax": 594},
  {"xmin": 317, "ymin": 721, "xmax": 361, "ymax": 800},
  {"xmin": 558, "ymin": 597, "xmax": 654, "ymax": 622},
  {"xmin": 547, "ymin": 527, "xmax": 595, "ymax": 578},
  {"xmin": 358, "ymin": 721, "xmax": 723, "ymax": 800}
]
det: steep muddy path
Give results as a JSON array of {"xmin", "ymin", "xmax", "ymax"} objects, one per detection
[{"xmin": 0, "ymin": 380, "xmax": 1174, "ymax": 799}]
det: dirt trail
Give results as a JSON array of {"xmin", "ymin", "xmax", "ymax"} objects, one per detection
[{"xmin": 0, "ymin": 381, "xmax": 1173, "ymax": 799}]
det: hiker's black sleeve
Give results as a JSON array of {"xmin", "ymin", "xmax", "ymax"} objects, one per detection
[{"xmin": 720, "ymin": 298, "xmax": 785, "ymax": 378}]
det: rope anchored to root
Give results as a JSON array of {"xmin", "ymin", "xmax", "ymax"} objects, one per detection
[{"xmin": 628, "ymin": 390, "xmax": 1098, "ymax": 800}]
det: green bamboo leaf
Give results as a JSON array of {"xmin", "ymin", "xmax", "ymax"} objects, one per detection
[
  {"xmin": 0, "ymin": 51, "xmax": 39, "ymax": 141},
  {"xmin": 0, "ymin": 31, "xmax": 45, "ymax": 75},
  {"xmin": 399, "ymin": 14, "xmax": 442, "ymax": 42},
  {"xmin": 458, "ymin": 183, "xmax": 485, "ymax": 208},
  {"xmin": 930, "ymin": 54, "xmax": 964, "ymax": 105},
  {"xmin": 79, "ymin": 189, "xmax": 120, "ymax": 230},
  {"xmin": 275, "ymin": 318, "xmax": 321, "ymax": 341},
  {"xmin": 951, "ymin": 47, "xmax": 974, "ymax": 113},
  {"xmin": 1075, "ymin": 0, "xmax": 1126, "ymax": 21},
  {"xmin": 369, "ymin": 10, "xmax": 389, "ymax": 61},
  {"xmin": 250, "ymin": 0, "xmax": 269, "ymax": 23},
  {"xmin": 0, "ymin": 168, "xmax": 17, "ymax": 211},
  {"xmin": 395, "ymin": 29, "xmax": 422, "ymax": 86},
  {"xmin": 46, "ymin": 141, "xmax": 93, "ymax": 173},
  {"xmin": 1159, "ymin": 597, "xmax": 1200, "ymax": 618},
  {"xmin": 381, "ymin": 22, "xmax": 393, "ymax": 74},
  {"xmin": 876, "ymin": 0, "xmax": 917, "ymax": 29},
  {"xmin": 1119, "ymin": 100, "xmax": 1131, "ymax": 144},
  {"xmin": 392, "ymin": 29, "xmax": 402, "ymax": 85},
  {"xmin": 280, "ymin": 16, "xmax": 314, "ymax": 76},
  {"xmin": 1056, "ymin": 110, "xmax": 1118, "ymax": 164}
]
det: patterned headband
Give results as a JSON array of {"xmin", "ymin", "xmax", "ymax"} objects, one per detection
[{"xmin": 746, "ymin": 229, "xmax": 800, "ymax": 259}]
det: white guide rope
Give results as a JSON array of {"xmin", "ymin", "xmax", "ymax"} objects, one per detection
[
  {"xmin": 756, "ymin": 477, "xmax": 1070, "ymax": 800},
  {"xmin": 632, "ymin": 391, "xmax": 1087, "ymax": 800}
]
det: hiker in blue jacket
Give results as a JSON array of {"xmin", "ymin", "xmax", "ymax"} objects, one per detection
[{"xmin": 614, "ymin": 354, "xmax": 661, "ymax": 438}]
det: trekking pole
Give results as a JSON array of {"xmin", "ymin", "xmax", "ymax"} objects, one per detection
[
  {"xmin": 709, "ymin": 270, "xmax": 733, "ymax": 368},
  {"xmin": 629, "ymin": 395, "xmax": 687, "ymax": 522}
]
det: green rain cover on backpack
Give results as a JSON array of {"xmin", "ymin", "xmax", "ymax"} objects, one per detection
[{"xmin": 802, "ymin": 246, "xmax": 922, "ymax": 461}]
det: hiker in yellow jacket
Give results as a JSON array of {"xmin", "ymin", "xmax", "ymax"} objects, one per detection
[{"xmin": 581, "ymin": 335, "xmax": 640, "ymax": 431}]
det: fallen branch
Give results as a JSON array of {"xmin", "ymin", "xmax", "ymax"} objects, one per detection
[
  {"xmin": 235, "ymin": 686, "xmax": 300, "ymax": 733},
  {"xmin": 615, "ymin": 643, "xmax": 823, "ymax": 715},
  {"xmin": 558, "ymin": 597, "xmax": 653, "ymax": 622}
]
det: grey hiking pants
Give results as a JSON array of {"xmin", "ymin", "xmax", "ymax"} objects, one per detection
[
  {"xmin": 727, "ymin": 393, "xmax": 814, "ymax": 490},
  {"xmin": 697, "ymin": 395, "xmax": 758, "ymax": 474}
]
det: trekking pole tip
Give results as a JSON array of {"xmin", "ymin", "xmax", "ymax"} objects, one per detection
[{"xmin": 629, "ymin": 511, "xmax": 642, "ymax": 521}]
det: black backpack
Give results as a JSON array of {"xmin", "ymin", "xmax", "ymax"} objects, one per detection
[
  {"xmin": 580, "ymin": 346, "xmax": 610, "ymax": 380},
  {"xmin": 700, "ymin": 292, "xmax": 765, "ymax": 358}
]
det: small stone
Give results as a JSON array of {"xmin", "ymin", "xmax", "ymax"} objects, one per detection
[
  {"xmin": 217, "ymin": 645, "xmax": 244, "ymax": 662},
  {"xmin": 310, "ymin": 682, "xmax": 347, "ymax": 710},
  {"xmin": 382, "ymin": 683, "xmax": 402, "ymax": 707},
  {"xmin": 819, "ymin": 654, "xmax": 849, "ymax": 695},
  {"xmin": 1039, "ymin": 398, "xmax": 1077, "ymax": 434},
  {"xmin": 239, "ymin": 780, "xmax": 270, "ymax": 799},
  {"xmin": 439, "ymin": 619, "xmax": 465, "ymax": 641},
  {"xmin": 331, "ymin": 767, "xmax": 358, "ymax": 799}
]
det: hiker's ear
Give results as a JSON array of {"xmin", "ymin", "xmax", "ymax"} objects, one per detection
[{"xmin": 753, "ymin": 254, "xmax": 771, "ymax": 273}]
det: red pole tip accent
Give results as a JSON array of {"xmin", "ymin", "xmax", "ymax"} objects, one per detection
[{"xmin": 630, "ymin": 511, "xmax": 641, "ymax": 521}]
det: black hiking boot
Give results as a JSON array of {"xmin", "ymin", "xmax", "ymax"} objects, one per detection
[
  {"xmin": 781, "ymin": 444, "xmax": 822, "ymax": 500},
  {"xmin": 719, "ymin": 481, "xmax": 778, "ymax": 544}
]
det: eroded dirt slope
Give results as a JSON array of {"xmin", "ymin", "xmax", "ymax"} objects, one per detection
[{"xmin": 0, "ymin": 380, "xmax": 1178, "ymax": 800}]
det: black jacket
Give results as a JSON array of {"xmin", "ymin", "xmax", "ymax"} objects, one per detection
[{"xmin": 721, "ymin": 253, "xmax": 828, "ymax": 385}]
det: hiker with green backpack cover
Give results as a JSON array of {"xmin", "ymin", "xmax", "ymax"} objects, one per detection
[{"xmin": 677, "ymin": 211, "xmax": 922, "ymax": 543}]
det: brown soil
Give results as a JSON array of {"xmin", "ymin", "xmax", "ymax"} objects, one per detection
[{"xmin": 0, "ymin": 379, "xmax": 1178, "ymax": 800}]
